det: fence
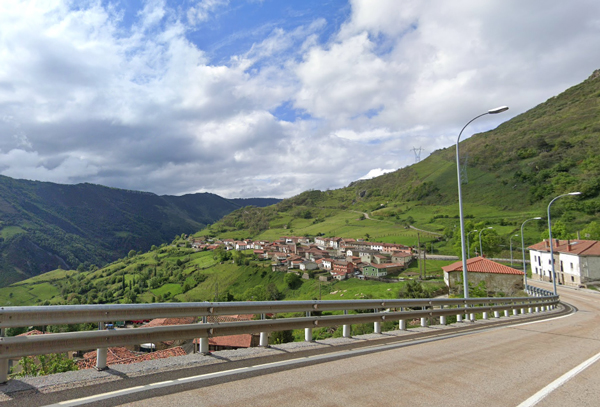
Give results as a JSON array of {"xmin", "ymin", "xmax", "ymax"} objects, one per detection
[{"xmin": 0, "ymin": 285, "xmax": 558, "ymax": 382}]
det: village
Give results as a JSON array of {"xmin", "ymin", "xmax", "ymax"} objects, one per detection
[{"xmin": 191, "ymin": 235, "xmax": 415, "ymax": 280}]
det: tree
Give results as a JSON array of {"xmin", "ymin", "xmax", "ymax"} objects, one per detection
[
  {"xmin": 270, "ymin": 330, "xmax": 294, "ymax": 345},
  {"xmin": 399, "ymin": 279, "xmax": 430, "ymax": 299},
  {"xmin": 128, "ymin": 250, "xmax": 137, "ymax": 259},
  {"xmin": 541, "ymin": 220, "xmax": 572, "ymax": 241},
  {"xmin": 12, "ymin": 353, "xmax": 78, "ymax": 377},
  {"xmin": 582, "ymin": 221, "xmax": 600, "ymax": 240},
  {"xmin": 284, "ymin": 273, "xmax": 302, "ymax": 289}
]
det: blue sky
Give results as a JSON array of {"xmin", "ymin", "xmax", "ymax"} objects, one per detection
[{"xmin": 0, "ymin": 0, "xmax": 599, "ymax": 198}]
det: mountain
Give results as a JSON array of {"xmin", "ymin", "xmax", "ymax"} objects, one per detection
[
  {"xmin": 210, "ymin": 70, "xmax": 600, "ymax": 241},
  {"xmin": 0, "ymin": 176, "xmax": 279, "ymax": 286}
]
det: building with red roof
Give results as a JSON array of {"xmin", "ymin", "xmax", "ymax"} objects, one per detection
[
  {"xmin": 442, "ymin": 256, "xmax": 524, "ymax": 294},
  {"xmin": 528, "ymin": 239, "xmax": 600, "ymax": 287}
]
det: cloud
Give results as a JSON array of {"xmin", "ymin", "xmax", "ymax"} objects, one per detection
[
  {"xmin": 359, "ymin": 168, "xmax": 395, "ymax": 180},
  {"xmin": 0, "ymin": 0, "xmax": 599, "ymax": 199}
]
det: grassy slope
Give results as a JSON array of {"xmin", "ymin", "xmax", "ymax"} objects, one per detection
[{"xmin": 0, "ymin": 246, "xmax": 453, "ymax": 307}]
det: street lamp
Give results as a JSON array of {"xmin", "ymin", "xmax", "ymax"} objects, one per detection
[
  {"xmin": 548, "ymin": 192, "xmax": 581, "ymax": 295},
  {"xmin": 510, "ymin": 234, "xmax": 519, "ymax": 266},
  {"xmin": 479, "ymin": 227, "xmax": 493, "ymax": 257},
  {"xmin": 521, "ymin": 217, "xmax": 542, "ymax": 290},
  {"xmin": 456, "ymin": 106, "xmax": 508, "ymax": 299},
  {"xmin": 467, "ymin": 230, "xmax": 478, "ymax": 258}
]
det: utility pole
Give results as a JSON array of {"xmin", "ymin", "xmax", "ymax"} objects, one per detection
[
  {"xmin": 417, "ymin": 233, "xmax": 422, "ymax": 279},
  {"xmin": 423, "ymin": 245, "xmax": 427, "ymax": 279}
]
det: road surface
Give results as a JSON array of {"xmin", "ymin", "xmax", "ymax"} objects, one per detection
[{"xmin": 38, "ymin": 282, "xmax": 597, "ymax": 407}]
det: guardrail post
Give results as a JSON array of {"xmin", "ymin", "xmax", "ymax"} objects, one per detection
[
  {"xmin": 0, "ymin": 328, "xmax": 7, "ymax": 384},
  {"xmin": 305, "ymin": 311, "xmax": 313, "ymax": 342},
  {"xmin": 343, "ymin": 310, "xmax": 351, "ymax": 338},
  {"xmin": 457, "ymin": 313, "xmax": 463, "ymax": 322},
  {"xmin": 440, "ymin": 305, "xmax": 447, "ymax": 325},
  {"xmin": 259, "ymin": 314, "xmax": 269, "ymax": 347},
  {"xmin": 482, "ymin": 311, "xmax": 488, "ymax": 320},
  {"xmin": 494, "ymin": 310, "xmax": 500, "ymax": 318},
  {"xmin": 373, "ymin": 309, "xmax": 382, "ymax": 334},
  {"xmin": 198, "ymin": 316, "xmax": 209, "ymax": 354},
  {"xmin": 95, "ymin": 322, "xmax": 108, "ymax": 371},
  {"xmin": 399, "ymin": 307, "xmax": 406, "ymax": 330}
]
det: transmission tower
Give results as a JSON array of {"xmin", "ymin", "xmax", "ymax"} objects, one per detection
[{"xmin": 412, "ymin": 147, "xmax": 423, "ymax": 163}]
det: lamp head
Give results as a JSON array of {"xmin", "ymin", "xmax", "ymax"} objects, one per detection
[
  {"xmin": 488, "ymin": 106, "xmax": 509, "ymax": 114},
  {"xmin": 533, "ymin": 217, "xmax": 542, "ymax": 220},
  {"xmin": 569, "ymin": 192, "xmax": 582, "ymax": 196}
]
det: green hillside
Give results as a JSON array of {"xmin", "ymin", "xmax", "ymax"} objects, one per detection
[
  {"xmin": 0, "ymin": 242, "xmax": 449, "ymax": 308},
  {"xmin": 0, "ymin": 176, "xmax": 279, "ymax": 287},
  {"xmin": 203, "ymin": 70, "xmax": 600, "ymax": 255}
]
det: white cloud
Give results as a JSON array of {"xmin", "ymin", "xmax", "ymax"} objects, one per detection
[
  {"xmin": 360, "ymin": 168, "xmax": 395, "ymax": 180},
  {"xmin": 187, "ymin": 0, "xmax": 229, "ymax": 26},
  {"xmin": 0, "ymin": 0, "xmax": 599, "ymax": 199}
]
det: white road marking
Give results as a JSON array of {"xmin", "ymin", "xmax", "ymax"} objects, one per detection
[{"xmin": 516, "ymin": 350, "xmax": 600, "ymax": 407}]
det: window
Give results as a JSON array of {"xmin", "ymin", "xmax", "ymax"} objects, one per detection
[
  {"xmin": 571, "ymin": 262, "xmax": 574, "ymax": 270},
  {"xmin": 560, "ymin": 261, "xmax": 564, "ymax": 272},
  {"xmin": 571, "ymin": 276, "xmax": 575, "ymax": 282}
]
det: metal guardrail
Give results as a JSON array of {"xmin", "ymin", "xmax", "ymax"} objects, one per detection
[{"xmin": 0, "ymin": 288, "xmax": 558, "ymax": 383}]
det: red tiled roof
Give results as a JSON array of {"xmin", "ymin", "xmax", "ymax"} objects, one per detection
[
  {"xmin": 77, "ymin": 346, "xmax": 186, "ymax": 370},
  {"xmin": 17, "ymin": 330, "xmax": 45, "ymax": 336},
  {"xmin": 528, "ymin": 239, "xmax": 600, "ymax": 256},
  {"xmin": 193, "ymin": 334, "xmax": 254, "ymax": 348},
  {"xmin": 368, "ymin": 263, "xmax": 401, "ymax": 269},
  {"xmin": 206, "ymin": 314, "xmax": 254, "ymax": 323},
  {"xmin": 143, "ymin": 317, "xmax": 196, "ymax": 327},
  {"xmin": 442, "ymin": 257, "xmax": 524, "ymax": 275}
]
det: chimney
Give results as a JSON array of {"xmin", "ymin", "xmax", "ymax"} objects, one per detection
[{"xmin": 544, "ymin": 239, "xmax": 549, "ymax": 248}]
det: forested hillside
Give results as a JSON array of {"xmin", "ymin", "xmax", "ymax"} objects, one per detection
[{"xmin": 0, "ymin": 176, "xmax": 278, "ymax": 286}]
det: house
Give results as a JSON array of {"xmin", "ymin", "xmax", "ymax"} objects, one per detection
[
  {"xmin": 330, "ymin": 270, "xmax": 349, "ymax": 280},
  {"xmin": 299, "ymin": 261, "xmax": 318, "ymax": 271},
  {"xmin": 362, "ymin": 263, "xmax": 402, "ymax": 277},
  {"xmin": 138, "ymin": 317, "xmax": 196, "ymax": 351},
  {"xmin": 332, "ymin": 260, "xmax": 355, "ymax": 275},
  {"xmin": 314, "ymin": 236, "xmax": 327, "ymax": 248},
  {"xmin": 372, "ymin": 254, "xmax": 390, "ymax": 264},
  {"xmin": 382, "ymin": 243, "xmax": 413, "ymax": 254},
  {"xmin": 442, "ymin": 256, "xmax": 524, "ymax": 294},
  {"xmin": 358, "ymin": 250, "xmax": 377, "ymax": 263},
  {"xmin": 391, "ymin": 251, "xmax": 413, "ymax": 266},
  {"xmin": 528, "ymin": 239, "xmax": 600, "ymax": 287}
]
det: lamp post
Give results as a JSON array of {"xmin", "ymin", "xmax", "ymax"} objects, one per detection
[
  {"xmin": 521, "ymin": 217, "xmax": 542, "ymax": 290},
  {"xmin": 467, "ymin": 230, "xmax": 478, "ymax": 258},
  {"xmin": 510, "ymin": 234, "xmax": 519, "ymax": 266},
  {"xmin": 548, "ymin": 192, "xmax": 581, "ymax": 295},
  {"xmin": 456, "ymin": 106, "xmax": 508, "ymax": 299},
  {"xmin": 479, "ymin": 227, "xmax": 493, "ymax": 258}
]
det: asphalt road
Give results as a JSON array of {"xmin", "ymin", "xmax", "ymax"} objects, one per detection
[{"xmin": 64, "ymin": 281, "xmax": 593, "ymax": 407}]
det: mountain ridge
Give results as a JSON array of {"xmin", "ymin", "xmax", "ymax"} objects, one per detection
[{"xmin": 0, "ymin": 175, "xmax": 279, "ymax": 286}]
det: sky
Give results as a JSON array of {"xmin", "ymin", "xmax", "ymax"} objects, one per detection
[{"xmin": 1, "ymin": 0, "xmax": 599, "ymax": 199}]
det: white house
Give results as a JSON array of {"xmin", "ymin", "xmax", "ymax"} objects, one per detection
[{"xmin": 528, "ymin": 239, "xmax": 600, "ymax": 287}]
